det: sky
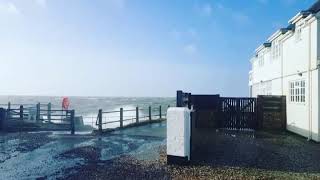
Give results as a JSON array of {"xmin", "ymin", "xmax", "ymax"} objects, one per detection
[{"xmin": 0, "ymin": 0, "xmax": 317, "ymax": 97}]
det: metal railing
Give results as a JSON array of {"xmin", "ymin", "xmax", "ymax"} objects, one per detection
[
  {"xmin": 96, "ymin": 105, "xmax": 169, "ymax": 133},
  {"xmin": 4, "ymin": 103, "xmax": 76, "ymax": 134}
]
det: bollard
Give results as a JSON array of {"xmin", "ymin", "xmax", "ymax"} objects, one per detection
[
  {"xmin": 136, "ymin": 107, "xmax": 139, "ymax": 123},
  {"xmin": 70, "ymin": 110, "xmax": 75, "ymax": 135},
  {"xmin": 149, "ymin": 106, "xmax": 152, "ymax": 121},
  {"xmin": 120, "ymin": 108, "xmax": 123, "ymax": 128},
  {"xmin": 98, "ymin": 109, "xmax": 103, "ymax": 134},
  {"xmin": 20, "ymin": 105, "xmax": 24, "ymax": 121},
  {"xmin": 47, "ymin": 103, "xmax": 51, "ymax": 122},
  {"xmin": 159, "ymin": 106, "xmax": 162, "ymax": 119}
]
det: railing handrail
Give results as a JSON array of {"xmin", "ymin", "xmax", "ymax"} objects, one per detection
[{"xmin": 96, "ymin": 105, "xmax": 169, "ymax": 133}]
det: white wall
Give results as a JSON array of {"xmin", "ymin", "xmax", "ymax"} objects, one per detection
[{"xmin": 249, "ymin": 16, "xmax": 320, "ymax": 141}]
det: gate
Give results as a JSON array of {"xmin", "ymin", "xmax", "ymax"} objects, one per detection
[
  {"xmin": 176, "ymin": 91, "xmax": 258, "ymax": 131},
  {"xmin": 220, "ymin": 97, "xmax": 258, "ymax": 130},
  {"xmin": 176, "ymin": 91, "xmax": 286, "ymax": 160}
]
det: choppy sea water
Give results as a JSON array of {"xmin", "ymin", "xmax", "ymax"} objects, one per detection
[{"xmin": 0, "ymin": 96, "xmax": 175, "ymax": 129}]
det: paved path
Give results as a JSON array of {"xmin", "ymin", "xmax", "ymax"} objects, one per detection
[{"xmin": 0, "ymin": 122, "xmax": 166, "ymax": 179}]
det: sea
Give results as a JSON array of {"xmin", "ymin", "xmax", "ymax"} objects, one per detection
[{"xmin": 0, "ymin": 96, "xmax": 175, "ymax": 129}]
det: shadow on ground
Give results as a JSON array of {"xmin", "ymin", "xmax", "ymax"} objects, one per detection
[{"xmin": 191, "ymin": 129, "xmax": 320, "ymax": 174}]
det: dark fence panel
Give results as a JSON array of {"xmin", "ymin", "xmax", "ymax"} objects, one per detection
[
  {"xmin": 257, "ymin": 95, "xmax": 286, "ymax": 130},
  {"xmin": 220, "ymin": 97, "xmax": 258, "ymax": 130}
]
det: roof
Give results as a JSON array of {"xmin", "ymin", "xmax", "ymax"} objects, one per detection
[
  {"xmin": 253, "ymin": 1, "xmax": 319, "ymax": 57},
  {"xmin": 308, "ymin": 0, "xmax": 320, "ymax": 13}
]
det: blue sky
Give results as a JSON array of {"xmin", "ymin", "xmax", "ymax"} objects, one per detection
[{"xmin": 0, "ymin": 0, "xmax": 317, "ymax": 97}]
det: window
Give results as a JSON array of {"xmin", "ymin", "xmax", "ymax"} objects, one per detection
[
  {"xmin": 295, "ymin": 26, "xmax": 302, "ymax": 42},
  {"xmin": 301, "ymin": 81, "xmax": 306, "ymax": 102},
  {"xmin": 272, "ymin": 40, "xmax": 281, "ymax": 59},
  {"xmin": 266, "ymin": 81, "xmax": 272, "ymax": 95},
  {"xmin": 289, "ymin": 80, "xmax": 306, "ymax": 103},
  {"xmin": 290, "ymin": 82, "xmax": 295, "ymax": 102},
  {"xmin": 258, "ymin": 53, "xmax": 264, "ymax": 67}
]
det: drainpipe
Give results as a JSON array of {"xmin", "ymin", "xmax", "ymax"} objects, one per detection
[
  {"xmin": 308, "ymin": 22, "xmax": 313, "ymax": 141},
  {"xmin": 281, "ymin": 40, "xmax": 284, "ymax": 95}
]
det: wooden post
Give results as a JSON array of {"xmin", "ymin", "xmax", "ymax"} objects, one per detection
[
  {"xmin": 136, "ymin": 107, "xmax": 139, "ymax": 123},
  {"xmin": 36, "ymin": 103, "xmax": 40, "ymax": 123},
  {"xmin": 257, "ymin": 96, "xmax": 263, "ymax": 130},
  {"xmin": 149, "ymin": 106, "xmax": 152, "ymax": 121},
  {"xmin": 20, "ymin": 105, "xmax": 23, "ymax": 121},
  {"xmin": 177, "ymin": 91, "xmax": 183, "ymax": 107},
  {"xmin": 120, "ymin": 108, "xmax": 123, "ymax": 128},
  {"xmin": 98, "ymin": 109, "xmax": 103, "ymax": 134},
  {"xmin": 70, "ymin": 110, "xmax": 75, "ymax": 135},
  {"xmin": 159, "ymin": 105, "xmax": 162, "ymax": 119},
  {"xmin": 47, "ymin": 103, "xmax": 51, "ymax": 122}
]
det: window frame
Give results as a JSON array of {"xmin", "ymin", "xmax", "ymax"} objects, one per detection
[
  {"xmin": 289, "ymin": 79, "xmax": 306, "ymax": 104},
  {"xmin": 295, "ymin": 25, "xmax": 302, "ymax": 42},
  {"xmin": 258, "ymin": 53, "xmax": 264, "ymax": 67}
]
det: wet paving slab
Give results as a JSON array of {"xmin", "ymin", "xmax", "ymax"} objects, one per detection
[
  {"xmin": 0, "ymin": 122, "xmax": 166, "ymax": 179},
  {"xmin": 1, "ymin": 122, "xmax": 320, "ymax": 179}
]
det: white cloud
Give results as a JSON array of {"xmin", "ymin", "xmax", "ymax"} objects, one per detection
[
  {"xmin": 196, "ymin": 3, "xmax": 213, "ymax": 17},
  {"xmin": 183, "ymin": 44, "xmax": 197, "ymax": 55},
  {"xmin": 232, "ymin": 13, "xmax": 250, "ymax": 25},
  {"xmin": 202, "ymin": 3, "xmax": 212, "ymax": 16},
  {"xmin": 0, "ymin": 2, "xmax": 20, "ymax": 15},
  {"xmin": 170, "ymin": 28, "xmax": 197, "ymax": 40},
  {"xmin": 35, "ymin": 0, "xmax": 47, "ymax": 8}
]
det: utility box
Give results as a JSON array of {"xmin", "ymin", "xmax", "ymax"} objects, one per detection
[{"xmin": 167, "ymin": 107, "xmax": 191, "ymax": 165}]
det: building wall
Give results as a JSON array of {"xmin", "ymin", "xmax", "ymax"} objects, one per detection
[{"xmin": 249, "ymin": 15, "xmax": 320, "ymax": 141}]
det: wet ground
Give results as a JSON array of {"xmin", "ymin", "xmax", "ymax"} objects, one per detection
[
  {"xmin": 1, "ymin": 122, "xmax": 320, "ymax": 179},
  {"xmin": 0, "ymin": 122, "xmax": 166, "ymax": 179}
]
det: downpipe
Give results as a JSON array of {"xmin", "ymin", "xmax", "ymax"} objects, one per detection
[{"xmin": 308, "ymin": 22, "xmax": 312, "ymax": 141}]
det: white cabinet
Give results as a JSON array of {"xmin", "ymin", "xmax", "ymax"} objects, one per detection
[{"xmin": 167, "ymin": 107, "xmax": 191, "ymax": 162}]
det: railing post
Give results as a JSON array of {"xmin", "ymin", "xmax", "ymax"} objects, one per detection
[
  {"xmin": 120, "ymin": 108, "xmax": 123, "ymax": 128},
  {"xmin": 0, "ymin": 108, "xmax": 7, "ymax": 131},
  {"xmin": 149, "ymin": 106, "xmax": 152, "ymax": 121},
  {"xmin": 70, "ymin": 110, "xmax": 75, "ymax": 135},
  {"xmin": 47, "ymin": 103, "xmax": 51, "ymax": 122},
  {"xmin": 36, "ymin": 103, "xmax": 40, "ymax": 123},
  {"xmin": 7, "ymin": 102, "xmax": 11, "ymax": 119},
  {"xmin": 177, "ymin": 90, "xmax": 183, "ymax": 107},
  {"xmin": 136, "ymin": 107, "xmax": 139, "ymax": 123},
  {"xmin": 159, "ymin": 105, "xmax": 162, "ymax": 119},
  {"xmin": 20, "ymin": 105, "xmax": 23, "ymax": 121},
  {"xmin": 98, "ymin": 109, "xmax": 103, "ymax": 134}
]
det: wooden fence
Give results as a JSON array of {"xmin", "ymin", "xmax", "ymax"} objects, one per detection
[
  {"xmin": 257, "ymin": 95, "xmax": 286, "ymax": 130},
  {"xmin": 177, "ymin": 91, "xmax": 286, "ymax": 131},
  {"xmin": 96, "ymin": 105, "xmax": 168, "ymax": 134}
]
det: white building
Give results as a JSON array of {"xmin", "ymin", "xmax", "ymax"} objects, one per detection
[{"xmin": 249, "ymin": 1, "xmax": 320, "ymax": 141}]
